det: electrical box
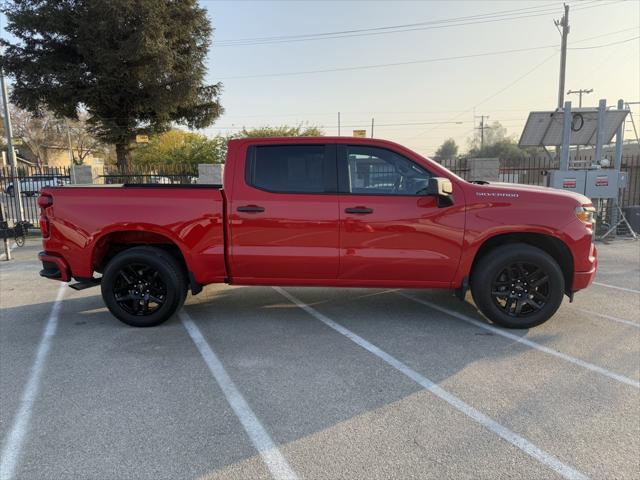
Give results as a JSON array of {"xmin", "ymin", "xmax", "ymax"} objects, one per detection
[
  {"xmin": 549, "ymin": 169, "xmax": 623, "ymax": 199},
  {"xmin": 584, "ymin": 170, "xmax": 619, "ymax": 198},
  {"xmin": 548, "ymin": 170, "xmax": 587, "ymax": 194}
]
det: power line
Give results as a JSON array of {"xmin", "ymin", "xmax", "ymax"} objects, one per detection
[
  {"xmin": 337, "ymin": 120, "xmax": 467, "ymax": 128},
  {"xmin": 407, "ymin": 50, "xmax": 559, "ymax": 141},
  {"xmin": 213, "ymin": 106, "xmax": 611, "ymax": 118},
  {"xmin": 567, "ymin": 88, "xmax": 594, "ymax": 108},
  {"xmin": 200, "ymin": 120, "xmax": 469, "ymax": 130},
  {"xmin": 75, "ymin": 31, "xmax": 635, "ymax": 128},
  {"xmin": 215, "ymin": 2, "xmax": 563, "ymax": 45},
  {"xmin": 565, "ymin": 25, "xmax": 638, "ymax": 43},
  {"xmin": 219, "ymin": 45, "xmax": 556, "ymax": 79},
  {"xmin": 568, "ymin": 36, "xmax": 640, "ymax": 50},
  {"xmin": 567, "ymin": 88, "xmax": 594, "ymax": 157},
  {"xmin": 219, "ymin": 2, "xmax": 563, "ymax": 40},
  {"xmin": 213, "ymin": 1, "xmax": 618, "ymax": 47},
  {"xmin": 218, "ymin": 35, "xmax": 638, "ymax": 80}
]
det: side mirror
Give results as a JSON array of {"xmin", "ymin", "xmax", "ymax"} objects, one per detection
[
  {"xmin": 423, "ymin": 177, "xmax": 454, "ymax": 208},
  {"xmin": 424, "ymin": 177, "xmax": 453, "ymax": 197}
]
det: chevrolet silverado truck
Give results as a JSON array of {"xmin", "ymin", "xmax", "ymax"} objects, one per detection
[{"xmin": 37, "ymin": 137, "xmax": 597, "ymax": 329}]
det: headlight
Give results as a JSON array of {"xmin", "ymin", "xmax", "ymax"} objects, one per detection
[{"xmin": 575, "ymin": 205, "xmax": 595, "ymax": 225}]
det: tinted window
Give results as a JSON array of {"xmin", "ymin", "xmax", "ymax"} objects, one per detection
[
  {"xmin": 247, "ymin": 145, "xmax": 334, "ymax": 193},
  {"xmin": 345, "ymin": 146, "xmax": 432, "ymax": 195}
]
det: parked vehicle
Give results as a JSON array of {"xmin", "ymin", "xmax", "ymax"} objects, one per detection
[
  {"xmin": 6, "ymin": 175, "xmax": 67, "ymax": 196},
  {"xmin": 37, "ymin": 137, "xmax": 597, "ymax": 329},
  {"xmin": 147, "ymin": 175, "xmax": 173, "ymax": 184}
]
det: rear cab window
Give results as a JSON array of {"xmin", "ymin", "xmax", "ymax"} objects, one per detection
[{"xmin": 246, "ymin": 144, "xmax": 337, "ymax": 193}]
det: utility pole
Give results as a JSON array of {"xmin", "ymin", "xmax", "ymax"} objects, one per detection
[
  {"xmin": 567, "ymin": 88, "xmax": 593, "ymax": 160},
  {"xmin": 1, "ymin": 69, "xmax": 24, "ymax": 222},
  {"xmin": 567, "ymin": 88, "xmax": 593, "ymax": 108},
  {"xmin": 65, "ymin": 119, "xmax": 75, "ymax": 166},
  {"xmin": 337, "ymin": 112, "xmax": 341, "ymax": 136},
  {"xmin": 371, "ymin": 118, "xmax": 374, "ymax": 138},
  {"xmin": 475, "ymin": 115, "xmax": 489, "ymax": 150},
  {"xmin": 555, "ymin": 4, "xmax": 570, "ymax": 109}
]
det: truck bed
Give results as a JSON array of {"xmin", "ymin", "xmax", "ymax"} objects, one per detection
[{"xmin": 40, "ymin": 185, "xmax": 227, "ymax": 286}]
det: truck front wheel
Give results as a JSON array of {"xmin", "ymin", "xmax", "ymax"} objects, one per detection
[
  {"xmin": 470, "ymin": 244, "xmax": 564, "ymax": 329},
  {"xmin": 101, "ymin": 246, "xmax": 187, "ymax": 327}
]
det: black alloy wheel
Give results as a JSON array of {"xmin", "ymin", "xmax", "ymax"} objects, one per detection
[
  {"xmin": 490, "ymin": 262, "xmax": 550, "ymax": 317},
  {"xmin": 470, "ymin": 243, "xmax": 564, "ymax": 329},
  {"xmin": 112, "ymin": 263, "xmax": 168, "ymax": 316},
  {"xmin": 101, "ymin": 246, "xmax": 187, "ymax": 327}
]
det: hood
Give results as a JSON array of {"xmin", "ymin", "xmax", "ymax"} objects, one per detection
[{"xmin": 471, "ymin": 181, "xmax": 592, "ymax": 205}]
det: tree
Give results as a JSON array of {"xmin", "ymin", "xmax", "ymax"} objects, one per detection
[
  {"xmin": 8, "ymin": 103, "xmax": 105, "ymax": 166},
  {"xmin": 131, "ymin": 125, "xmax": 324, "ymax": 166},
  {"xmin": 131, "ymin": 124, "xmax": 324, "ymax": 166},
  {"xmin": 1, "ymin": 0, "xmax": 223, "ymax": 171},
  {"xmin": 132, "ymin": 129, "xmax": 226, "ymax": 166},
  {"xmin": 466, "ymin": 121, "xmax": 540, "ymax": 159},
  {"xmin": 434, "ymin": 138, "xmax": 458, "ymax": 161},
  {"xmin": 467, "ymin": 121, "xmax": 510, "ymax": 152},
  {"xmin": 66, "ymin": 113, "xmax": 106, "ymax": 165},
  {"xmin": 8, "ymin": 105, "xmax": 62, "ymax": 166},
  {"xmin": 234, "ymin": 125, "xmax": 324, "ymax": 138}
]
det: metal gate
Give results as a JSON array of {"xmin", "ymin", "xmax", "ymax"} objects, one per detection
[{"xmin": 0, "ymin": 165, "xmax": 71, "ymax": 225}]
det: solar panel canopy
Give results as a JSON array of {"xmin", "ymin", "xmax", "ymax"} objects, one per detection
[{"xmin": 518, "ymin": 109, "xmax": 628, "ymax": 147}]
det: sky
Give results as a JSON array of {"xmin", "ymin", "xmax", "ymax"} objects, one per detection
[
  {"xmin": 2, "ymin": 0, "xmax": 639, "ymax": 156},
  {"xmin": 199, "ymin": 0, "xmax": 640, "ymax": 155}
]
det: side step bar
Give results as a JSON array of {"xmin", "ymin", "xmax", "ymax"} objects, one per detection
[{"xmin": 69, "ymin": 277, "xmax": 102, "ymax": 290}]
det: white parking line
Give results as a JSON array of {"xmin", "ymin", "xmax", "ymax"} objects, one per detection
[
  {"xmin": 0, "ymin": 282, "xmax": 66, "ymax": 480},
  {"xmin": 179, "ymin": 310, "xmax": 298, "ymax": 480},
  {"xmin": 398, "ymin": 292, "xmax": 640, "ymax": 389},
  {"xmin": 593, "ymin": 282, "xmax": 640, "ymax": 294},
  {"xmin": 572, "ymin": 307, "xmax": 640, "ymax": 329},
  {"xmin": 275, "ymin": 287, "xmax": 587, "ymax": 480}
]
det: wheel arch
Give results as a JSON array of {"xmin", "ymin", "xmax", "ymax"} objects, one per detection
[
  {"xmin": 91, "ymin": 229, "xmax": 201, "ymax": 294},
  {"xmin": 470, "ymin": 232, "xmax": 574, "ymax": 294}
]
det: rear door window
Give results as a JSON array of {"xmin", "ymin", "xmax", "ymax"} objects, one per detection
[{"xmin": 246, "ymin": 145, "xmax": 336, "ymax": 193}]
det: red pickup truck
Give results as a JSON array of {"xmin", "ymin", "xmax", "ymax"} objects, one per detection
[{"xmin": 38, "ymin": 137, "xmax": 597, "ymax": 329}]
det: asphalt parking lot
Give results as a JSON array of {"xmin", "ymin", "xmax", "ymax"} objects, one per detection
[{"xmin": 1, "ymin": 239, "xmax": 638, "ymax": 480}]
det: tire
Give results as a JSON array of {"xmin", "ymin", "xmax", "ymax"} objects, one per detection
[
  {"xmin": 101, "ymin": 246, "xmax": 187, "ymax": 327},
  {"xmin": 470, "ymin": 243, "xmax": 564, "ymax": 329}
]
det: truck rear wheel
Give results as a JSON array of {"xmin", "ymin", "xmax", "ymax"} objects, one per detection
[
  {"xmin": 470, "ymin": 243, "xmax": 564, "ymax": 329},
  {"xmin": 101, "ymin": 246, "xmax": 187, "ymax": 327}
]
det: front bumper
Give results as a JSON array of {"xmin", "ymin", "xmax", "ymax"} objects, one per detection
[
  {"xmin": 39, "ymin": 251, "xmax": 71, "ymax": 282},
  {"xmin": 572, "ymin": 243, "xmax": 597, "ymax": 291}
]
